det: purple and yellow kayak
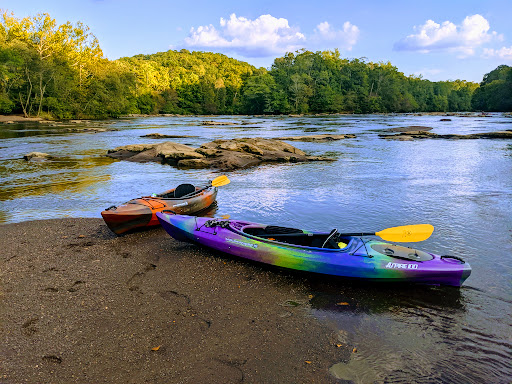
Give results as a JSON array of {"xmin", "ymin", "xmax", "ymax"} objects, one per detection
[{"xmin": 156, "ymin": 213, "xmax": 471, "ymax": 287}]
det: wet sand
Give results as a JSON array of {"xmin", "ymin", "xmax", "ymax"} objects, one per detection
[{"xmin": 0, "ymin": 219, "xmax": 345, "ymax": 383}]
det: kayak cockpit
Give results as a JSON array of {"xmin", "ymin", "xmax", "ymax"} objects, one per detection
[
  {"xmin": 156, "ymin": 184, "xmax": 202, "ymax": 199},
  {"xmin": 242, "ymin": 225, "xmax": 352, "ymax": 249}
]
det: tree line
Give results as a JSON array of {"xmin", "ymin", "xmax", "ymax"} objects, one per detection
[
  {"xmin": 1, "ymin": 12, "xmax": 510, "ymax": 119},
  {"xmin": 471, "ymin": 65, "xmax": 512, "ymax": 111}
]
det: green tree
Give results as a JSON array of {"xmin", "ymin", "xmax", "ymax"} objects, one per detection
[
  {"xmin": 241, "ymin": 71, "xmax": 278, "ymax": 114},
  {"xmin": 472, "ymin": 65, "xmax": 512, "ymax": 111}
]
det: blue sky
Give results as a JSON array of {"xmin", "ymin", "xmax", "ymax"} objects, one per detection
[{"xmin": 2, "ymin": 0, "xmax": 512, "ymax": 82}]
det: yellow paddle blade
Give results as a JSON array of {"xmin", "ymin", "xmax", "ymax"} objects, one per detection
[
  {"xmin": 211, "ymin": 175, "xmax": 230, "ymax": 187},
  {"xmin": 375, "ymin": 224, "xmax": 434, "ymax": 242}
]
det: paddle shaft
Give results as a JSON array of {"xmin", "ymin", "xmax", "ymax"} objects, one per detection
[
  {"xmin": 257, "ymin": 232, "xmax": 374, "ymax": 238},
  {"xmin": 337, "ymin": 232, "xmax": 375, "ymax": 237},
  {"xmin": 259, "ymin": 231, "xmax": 424, "ymax": 239},
  {"xmin": 258, "ymin": 232, "xmax": 322, "ymax": 238}
]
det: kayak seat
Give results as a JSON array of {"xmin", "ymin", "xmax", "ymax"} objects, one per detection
[
  {"xmin": 312, "ymin": 230, "xmax": 345, "ymax": 249},
  {"xmin": 310, "ymin": 237, "xmax": 325, "ymax": 248},
  {"xmin": 174, "ymin": 184, "xmax": 196, "ymax": 198},
  {"xmin": 321, "ymin": 229, "xmax": 338, "ymax": 248}
]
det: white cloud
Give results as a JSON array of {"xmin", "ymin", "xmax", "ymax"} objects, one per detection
[
  {"xmin": 412, "ymin": 68, "xmax": 443, "ymax": 80},
  {"xmin": 183, "ymin": 14, "xmax": 360, "ymax": 58},
  {"xmin": 483, "ymin": 46, "xmax": 512, "ymax": 61},
  {"xmin": 184, "ymin": 14, "xmax": 305, "ymax": 57},
  {"xmin": 394, "ymin": 14, "xmax": 500, "ymax": 56},
  {"xmin": 314, "ymin": 21, "xmax": 359, "ymax": 50}
]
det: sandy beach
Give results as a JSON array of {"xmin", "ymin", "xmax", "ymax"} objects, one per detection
[{"xmin": 0, "ymin": 218, "xmax": 345, "ymax": 383}]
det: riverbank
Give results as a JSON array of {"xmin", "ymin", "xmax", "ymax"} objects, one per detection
[
  {"xmin": 1, "ymin": 111, "xmax": 509, "ymax": 124},
  {"xmin": 0, "ymin": 114, "xmax": 43, "ymax": 123},
  {"xmin": 0, "ymin": 218, "xmax": 344, "ymax": 384}
]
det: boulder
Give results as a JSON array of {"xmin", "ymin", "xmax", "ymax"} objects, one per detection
[
  {"xmin": 107, "ymin": 143, "xmax": 160, "ymax": 157},
  {"xmin": 23, "ymin": 152, "xmax": 51, "ymax": 161},
  {"xmin": 158, "ymin": 142, "xmax": 205, "ymax": 164},
  {"xmin": 177, "ymin": 158, "xmax": 212, "ymax": 168}
]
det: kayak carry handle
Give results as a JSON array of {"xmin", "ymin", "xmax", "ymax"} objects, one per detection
[{"xmin": 441, "ymin": 255, "xmax": 466, "ymax": 263}]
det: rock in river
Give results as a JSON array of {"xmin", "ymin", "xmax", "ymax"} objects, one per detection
[
  {"xmin": 383, "ymin": 126, "xmax": 433, "ymax": 132},
  {"xmin": 140, "ymin": 133, "xmax": 198, "ymax": 139},
  {"xmin": 274, "ymin": 134, "xmax": 356, "ymax": 142},
  {"xmin": 23, "ymin": 152, "xmax": 52, "ymax": 161},
  {"xmin": 379, "ymin": 130, "xmax": 512, "ymax": 140},
  {"xmin": 107, "ymin": 142, "xmax": 203, "ymax": 163},
  {"xmin": 201, "ymin": 121, "xmax": 237, "ymax": 126},
  {"xmin": 107, "ymin": 138, "xmax": 334, "ymax": 170}
]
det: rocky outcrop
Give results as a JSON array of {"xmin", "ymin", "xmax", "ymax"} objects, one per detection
[
  {"xmin": 201, "ymin": 121, "xmax": 237, "ymax": 126},
  {"xmin": 140, "ymin": 133, "xmax": 198, "ymax": 139},
  {"xmin": 383, "ymin": 126, "xmax": 433, "ymax": 132},
  {"xmin": 107, "ymin": 142, "xmax": 203, "ymax": 164},
  {"xmin": 61, "ymin": 127, "xmax": 114, "ymax": 133},
  {"xmin": 379, "ymin": 130, "xmax": 512, "ymax": 140},
  {"xmin": 107, "ymin": 138, "xmax": 334, "ymax": 170},
  {"xmin": 274, "ymin": 134, "xmax": 356, "ymax": 142},
  {"xmin": 23, "ymin": 152, "xmax": 52, "ymax": 161}
]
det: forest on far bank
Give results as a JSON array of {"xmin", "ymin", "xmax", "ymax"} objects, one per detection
[{"xmin": 1, "ymin": 12, "xmax": 511, "ymax": 119}]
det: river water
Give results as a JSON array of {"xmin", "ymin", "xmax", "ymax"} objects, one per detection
[{"xmin": 1, "ymin": 114, "xmax": 511, "ymax": 383}]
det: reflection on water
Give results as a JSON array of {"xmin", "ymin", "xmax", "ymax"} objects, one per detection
[
  {"xmin": 0, "ymin": 156, "xmax": 116, "ymax": 200},
  {"xmin": 0, "ymin": 123, "xmax": 66, "ymax": 139},
  {"xmin": 0, "ymin": 114, "xmax": 511, "ymax": 382},
  {"xmin": 305, "ymin": 277, "xmax": 510, "ymax": 383}
]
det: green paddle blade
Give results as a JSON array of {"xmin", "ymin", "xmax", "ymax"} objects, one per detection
[
  {"xmin": 211, "ymin": 175, "xmax": 230, "ymax": 187},
  {"xmin": 375, "ymin": 224, "xmax": 434, "ymax": 242}
]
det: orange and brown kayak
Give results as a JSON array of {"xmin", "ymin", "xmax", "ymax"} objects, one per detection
[{"xmin": 101, "ymin": 183, "xmax": 218, "ymax": 235}]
